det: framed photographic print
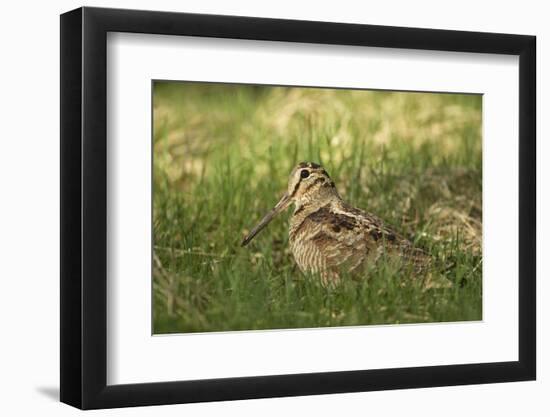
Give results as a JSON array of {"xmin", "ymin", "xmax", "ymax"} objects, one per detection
[{"xmin": 60, "ymin": 6, "xmax": 536, "ymax": 409}]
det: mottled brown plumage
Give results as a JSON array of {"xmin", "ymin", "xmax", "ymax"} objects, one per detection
[{"xmin": 242, "ymin": 162, "xmax": 429, "ymax": 285}]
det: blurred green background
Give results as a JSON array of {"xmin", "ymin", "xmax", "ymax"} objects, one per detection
[{"xmin": 153, "ymin": 82, "xmax": 482, "ymax": 334}]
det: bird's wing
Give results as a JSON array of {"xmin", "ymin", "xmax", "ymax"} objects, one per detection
[
  {"xmin": 304, "ymin": 204, "xmax": 426, "ymax": 274},
  {"xmin": 353, "ymin": 209, "xmax": 430, "ymax": 268}
]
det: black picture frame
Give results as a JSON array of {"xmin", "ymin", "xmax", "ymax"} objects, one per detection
[{"xmin": 60, "ymin": 6, "xmax": 536, "ymax": 410}]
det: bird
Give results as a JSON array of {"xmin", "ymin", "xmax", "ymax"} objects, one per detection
[{"xmin": 241, "ymin": 162, "xmax": 431, "ymax": 286}]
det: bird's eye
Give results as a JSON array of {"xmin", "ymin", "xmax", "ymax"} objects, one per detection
[{"xmin": 300, "ymin": 169, "xmax": 310, "ymax": 179}]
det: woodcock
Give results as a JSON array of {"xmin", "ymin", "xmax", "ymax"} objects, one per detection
[{"xmin": 242, "ymin": 162, "xmax": 430, "ymax": 285}]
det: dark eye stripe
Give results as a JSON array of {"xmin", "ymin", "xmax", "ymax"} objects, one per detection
[
  {"xmin": 289, "ymin": 170, "xmax": 309, "ymax": 198},
  {"xmin": 289, "ymin": 179, "xmax": 301, "ymax": 198},
  {"xmin": 303, "ymin": 176, "xmax": 326, "ymax": 192}
]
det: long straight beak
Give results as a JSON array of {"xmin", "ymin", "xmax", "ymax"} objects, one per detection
[{"xmin": 241, "ymin": 193, "xmax": 291, "ymax": 246}]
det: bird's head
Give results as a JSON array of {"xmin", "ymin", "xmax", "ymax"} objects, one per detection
[{"xmin": 241, "ymin": 162, "xmax": 338, "ymax": 246}]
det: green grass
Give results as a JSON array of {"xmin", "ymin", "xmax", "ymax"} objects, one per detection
[{"xmin": 152, "ymin": 82, "xmax": 482, "ymax": 334}]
